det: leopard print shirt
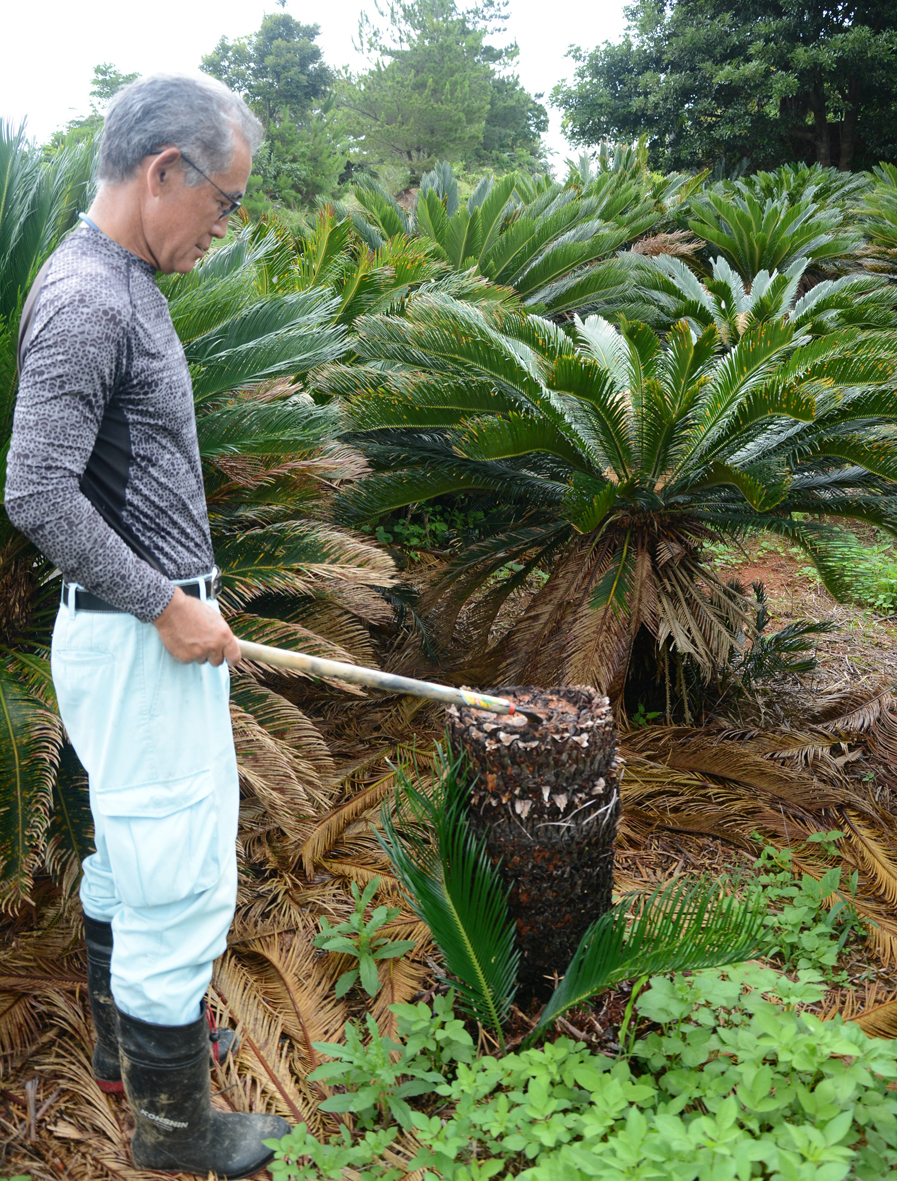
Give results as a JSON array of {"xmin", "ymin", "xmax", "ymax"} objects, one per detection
[{"xmin": 5, "ymin": 225, "xmax": 214, "ymax": 622}]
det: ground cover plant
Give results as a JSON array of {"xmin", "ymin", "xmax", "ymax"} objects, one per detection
[{"xmin": 5, "ymin": 145, "xmax": 897, "ymax": 1179}]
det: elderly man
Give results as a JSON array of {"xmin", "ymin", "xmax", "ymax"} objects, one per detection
[{"xmin": 5, "ymin": 74, "xmax": 290, "ymax": 1176}]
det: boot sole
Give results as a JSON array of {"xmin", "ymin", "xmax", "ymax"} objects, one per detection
[{"xmin": 137, "ymin": 1150, "xmax": 275, "ymax": 1179}]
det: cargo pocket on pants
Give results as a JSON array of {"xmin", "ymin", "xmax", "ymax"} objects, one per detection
[{"xmin": 94, "ymin": 771, "xmax": 221, "ymax": 910}]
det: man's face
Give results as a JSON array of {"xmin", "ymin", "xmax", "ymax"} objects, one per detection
[{"xmin": 147, "ymin": 136, "xmax": 253, "ymax": 274}]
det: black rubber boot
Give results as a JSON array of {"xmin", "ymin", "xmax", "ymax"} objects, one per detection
[
  {"xmin": 117, "ymin": 1003, "xmax": 291, "ymax": 1178},
  {"xmin": 84, "ymin": 914, "xmax": 121, "ymax": 1093},
  {"xmin": 83, "ymin": 913, "xmax": 240, "ymax": 1094}
]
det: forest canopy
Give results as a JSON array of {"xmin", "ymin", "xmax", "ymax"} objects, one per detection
[{"xmin": 553, "ymin": 0, "xmax": 897, "ymax": 173}]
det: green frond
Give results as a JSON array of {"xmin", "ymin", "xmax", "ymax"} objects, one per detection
[
  {"xmin": 687, "ymin": 189, "xmax": 860, "ymax": 279},
  {"xmin": 415, "ymin": 187, "xmax": 450, "ymax": 256},
  {"xmin": 564, "ymin": 475, "xmax": 619, "ymax": 533},
  {"xmin": 197, "ymin": 394, "xmax": 339, "ymax": 459},
  {"xmin": 443, "ymin": 206, "xmax": 483, "ymax": 270},
  {"xmin": 0, "ymin": 121, "xmax": 95, "ymax": 321},
  {"xmin": 378, "ymin": 746, "xmax": 519, "ymax": 1045},
  {"xmin": 691, "ymin": 461, "xmax": 793, "ymax": 511},
  {"xmin": 511, "ymin": 225, "xmax": 640, "ymax": 299},
  {"xmin": 185, "ymin": 290, "xmax": 346, "ymax": 404},
  {"xmin": 336, "ymin": 459, "xmax": 556, "ymax": 525},
  {"xmin": 528, "ymin": 876, "xmax": 767, "ymax": 1044},
  {"xmin": 814, "ymin": 435, "xmax": 897, "ymax": 484},
  {"xmin": 0, "ymin": 659, "xmax": 63, "ymax": 910},
  {"xmin": 455, "ymin": 412, "xmax": 593, "ymax": 472},
  {"xmin": 529, "ymin": 252, "xmax": 650, "ymax": 317},
  {"xmin": 353, "ymin": 176, "xmax": 411, "ymax": 238}
]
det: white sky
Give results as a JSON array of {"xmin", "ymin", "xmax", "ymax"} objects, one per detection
[{"xmin": 2, "ymin": 0, "xmax": 628, "ymax": 165}]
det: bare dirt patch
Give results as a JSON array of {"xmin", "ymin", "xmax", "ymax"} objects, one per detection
[{"xmin": 710, "ymin": 535, "xmax": 897, "ymax": 695}]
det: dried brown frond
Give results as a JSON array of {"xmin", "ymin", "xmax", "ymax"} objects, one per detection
[
  {"xmin": 630, "ymin": 231, "xmax": 702, "ymax": 258},
  {"xmin": 839, "ymin": 813, "xmax": 897, "ymax": 908},
  {"xmin": 321, "ymin": 859, "xmax": 402, "ymax": 891},
  {"xmin": 820, "ymin": 981, "xmax": 897, "ymax": 1037},
  {"xmin": 239, "ymin": 929, "xmax": 348, "ymax": 1072},
  {"xmin": 213, "ymin": 954, "xmax": 325, "ymax": 1132},
  {"xmin": 299, "ymin": 770, "xmax": 402, "ymax": 878}
]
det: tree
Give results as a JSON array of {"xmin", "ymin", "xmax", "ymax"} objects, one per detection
[
  {"xmin": 201, "ymin": 13, "xmax": 341, "ymax": 208},
  {"xmin": 337, "ymin": 0, "xmax": 546, "ymax": 174},
  {"xmin": 477, "ymin": 74, "xmax": 548, "ymax": 170},
  {"xmin": 202, "ymin": 13, "xmax": 331, "ymax": 130},
  {"xmin": 553, "ymin": 0, "xmax": 897, "ymax": 173}
]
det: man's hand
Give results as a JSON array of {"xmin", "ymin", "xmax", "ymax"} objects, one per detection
[{"xmin": 152, "ymin": 587, "xmax": 241, "ymax": 666}]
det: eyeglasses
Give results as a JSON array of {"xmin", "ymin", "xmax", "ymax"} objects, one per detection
[
  {"xmin": 148, "ymin": 149, "xmax": 242, "ymax": 221},
  {"xmin": 179, "ymin": 152, "xmax": 242, "ymax": 221}
]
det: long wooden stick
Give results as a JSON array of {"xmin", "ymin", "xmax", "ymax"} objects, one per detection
[{"xmin": 237, "ymin": 638, "xmax": 522, "ymax": 718}]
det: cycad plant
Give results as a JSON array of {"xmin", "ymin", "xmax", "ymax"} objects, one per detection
[
  {"xmin": 720, "ymin": 163, "xmax": 870, "ymax": 214},
  {"xmin": 349, "ymin": 159, "xmax": 700, "ymax": 319},
  {"xmin": 639, "ymin": 253, "xmax": 896, "ymax": 344},
  {"xmin": 336, "ymin": 292, "xmax": 897, "ymax": 711},
  {"xmin": 685, "ymin": 187, "xmax": 862, "ymax": 280},
  {"xmin": 379, "ymin": 744, "xmax": 766, "ymax": 1049},
  {"xmin": 861, "ymin": 163, "xmax": 897, "ymax": 273}
]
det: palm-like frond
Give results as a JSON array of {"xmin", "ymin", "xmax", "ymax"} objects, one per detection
[
  {"xmin": 687, "ymin": 188, "xmax": 861, "ymax": 279},
  {"xmin": 378, "ymin": 747, "xmax": 519, "ymax": 1046},
  {"xmin": 350, "ymin": 161, "xmax": 670, "ymax": 324},
  {"xmin": 640, "ymin": 254, "xmax": 896, "ymax": 344},
  {"xmin": 0, "ymin": 122, "xmax": 95, "ymax": 324},
  {"xmin": 860, "ymin": 163, "xmax": 897, "ymax": 253},
  {"xmin": 528, "ymin": 876, "xmax": 766, "ymax": 1043},
  {"xmin": 0, "ymin": 657, "xmax": 63, "ymax": 911},
  {"xmin": 739, "ymin": 163, "xmax": 870, "ymax": 210}
]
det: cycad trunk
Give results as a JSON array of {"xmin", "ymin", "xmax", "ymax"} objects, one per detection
[{"xmin": 447, "ymin": 686, "xmax": 621, "ymax": 1001}]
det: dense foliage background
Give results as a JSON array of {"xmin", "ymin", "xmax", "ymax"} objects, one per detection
[{"xmin": 6, "ymin": 2, "xmax": 897, "ymax": 1175}]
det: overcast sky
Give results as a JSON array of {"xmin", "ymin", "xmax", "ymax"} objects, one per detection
[{"xmin": 3, "ymin": 0, "xmax": 628, "ymax": 163}]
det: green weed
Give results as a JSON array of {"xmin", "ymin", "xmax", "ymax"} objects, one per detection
[{"xmin": 313, "ymin": 878, "xmax": 416, "ymax": 998}]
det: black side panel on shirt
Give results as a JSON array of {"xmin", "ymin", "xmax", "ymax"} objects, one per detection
[
  {"xmin": 79, "ymin": 395, "xmax": 167, "ymax": 576},
  {"xmin": 5, "ymin": 226, "xmax": 214, "ymax": 621}
]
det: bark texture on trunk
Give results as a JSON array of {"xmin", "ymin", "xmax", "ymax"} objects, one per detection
[{"xmin": 448, "ymin": 686, "xmax": 622, "ymax": 1001}]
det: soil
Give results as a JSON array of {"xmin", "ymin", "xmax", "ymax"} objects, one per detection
[{"xmin": 709, "ymin": 531, "xmax": 897, "ymax": 695}]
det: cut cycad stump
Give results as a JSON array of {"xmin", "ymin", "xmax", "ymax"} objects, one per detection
[{"xmin": 447, "ymin": 685, "xmax": 622, "ymax": 1002}]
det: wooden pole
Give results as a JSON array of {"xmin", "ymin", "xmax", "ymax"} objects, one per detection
[{"xmin": 237, "ymin": 638, "xmax": 526, "ymax": 719}]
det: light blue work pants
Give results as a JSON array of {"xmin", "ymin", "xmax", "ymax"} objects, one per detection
[{"xmin": 51, "ymin": 600, "xmax": 239, "ymax": 1027}]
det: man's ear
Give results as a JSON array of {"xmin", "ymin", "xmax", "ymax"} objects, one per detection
[{"xmin": 146, "ymin": 147, "xmax": 181, "ymax": 198}]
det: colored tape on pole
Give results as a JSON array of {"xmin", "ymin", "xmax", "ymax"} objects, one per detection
[{"xmin": 458, "ymin": 690, "xmax": 511, "ymax": 713}]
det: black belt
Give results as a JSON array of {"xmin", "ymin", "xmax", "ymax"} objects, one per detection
[{"xmin": 62, "ymin": 572, "xmax": 220, "ymax": 613}]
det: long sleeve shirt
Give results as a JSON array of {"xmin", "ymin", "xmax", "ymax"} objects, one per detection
[{"xmin": 5, "ymin": 224, "xmax": 215, "ymax": 622}]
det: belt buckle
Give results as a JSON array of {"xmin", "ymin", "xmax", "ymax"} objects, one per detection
[{"xmin": 211, "ymin": 567, "xmax": 222, "ymax": 598}]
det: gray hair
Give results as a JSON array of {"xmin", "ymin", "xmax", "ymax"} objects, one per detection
[{"xmin": 99, "ymin": 73, "xmax": 264, "ymax": 185}]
